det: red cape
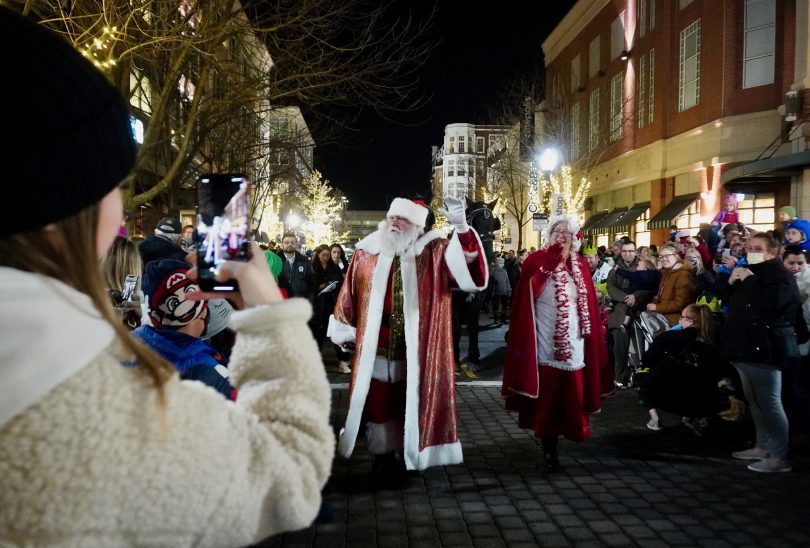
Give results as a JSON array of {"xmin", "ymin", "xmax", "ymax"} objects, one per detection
[{"xmin": 502, "ymin": 246, "xmax": 605, "ymax": 413}]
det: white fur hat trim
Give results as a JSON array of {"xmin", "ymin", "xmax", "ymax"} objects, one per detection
[
  {"xmin": 387, "ymin": 198, "xmax": 428, "ymax": 228},
  {"xmin": 542, "ymin": 214, "xmax": 582, "ymax": 252}
]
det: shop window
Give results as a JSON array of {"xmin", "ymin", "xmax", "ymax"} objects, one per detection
[
  {"xmin": 634, "ymin": 208, "xmax": 651, "ymax": 247},
  {"xmin": 736, "ymin": 192, "xmax": 775, "ymax": 232},
  {"xmin": 675, "ymin": 199, "xmax": 702, "ymax": 235}
]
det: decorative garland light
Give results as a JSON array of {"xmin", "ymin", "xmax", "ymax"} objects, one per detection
[
  {"xmin": 79, "ymin": 26, "xmax": 120, "ymax": 70},
  {"xmin": 538, "ymin": 165, "xmax": 591, "ymax": 216}
]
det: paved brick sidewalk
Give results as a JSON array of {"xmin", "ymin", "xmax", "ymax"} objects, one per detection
[{"xmin": 260, "ymin": 380, "xmax": 810, "ymax": 548}]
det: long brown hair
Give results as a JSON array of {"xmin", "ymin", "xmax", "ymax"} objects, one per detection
[
  {"xmin": 0, "ymin": 202, "xmax": 174, "ymax": 400},
  {"xmin": 103, "ymin": 236, "xmax": 142, "ymax": 293},
  {"xmin": 684, "ymin": 303, "xmax": 714, "ymax": 344}
]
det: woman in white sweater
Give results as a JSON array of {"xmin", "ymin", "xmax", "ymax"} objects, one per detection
[{"xmin": 0, "ymin": 7, "xmax": 334, "ymax": 546}]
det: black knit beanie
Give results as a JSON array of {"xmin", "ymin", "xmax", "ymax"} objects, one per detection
[{"xmin": 0, "ymin": 6, "xmax": 136, "ymax": 237}]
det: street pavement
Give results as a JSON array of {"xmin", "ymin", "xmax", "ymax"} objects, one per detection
[{"xmin": 262, "ymin": 314, "xmax": 810, "ymax": 547}]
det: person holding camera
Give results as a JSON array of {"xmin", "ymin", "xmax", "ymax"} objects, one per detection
[{"xmin": 0, "ymin": 8, "xmax": 333, "ymax": 544}]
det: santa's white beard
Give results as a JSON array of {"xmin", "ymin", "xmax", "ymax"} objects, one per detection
[{"xmin": 378, "ymin": 220, "xmax": 422, "ymax": 254}]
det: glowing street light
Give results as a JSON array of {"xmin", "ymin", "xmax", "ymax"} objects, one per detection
[
  {"xmin": 538, "ymin": 147, "xmax": 561, "ymax": 172},
  {"xmin": 286, "ymin": 213, "xmax": 300, "ymax": 228}
]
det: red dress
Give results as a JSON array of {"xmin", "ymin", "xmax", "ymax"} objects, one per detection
[{"xmin": 502, "ymin": 245, "xmax": 606, "ymax": 442}]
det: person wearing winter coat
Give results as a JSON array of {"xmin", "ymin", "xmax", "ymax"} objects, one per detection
[
  {"xmin": 0, "ymin": 10, "xmax": 334, "ymax": 544},
  {"xmin": 646, "ymin": 244, "xmax": 696, "ymax": 326},
  {"xmin": 784, "ymin": 218, "xmax": 810, "ymax": 254},
  {"xmin": 491, "ymin": 257, "xmax": 512, "ymax": 324},
  {"xmin": 719, "ymin": 233, "xmax": 800, "ymax": 473}
]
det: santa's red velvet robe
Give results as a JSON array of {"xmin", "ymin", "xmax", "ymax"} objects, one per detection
[
  {"xmin": 328, "ymin": 227, "xmax": 487, "ymax": 470},
  {"xmin": 502, "ymin": 246, "xmax": 606, "ymax": 441}
]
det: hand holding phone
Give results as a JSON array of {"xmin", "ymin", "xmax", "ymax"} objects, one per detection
[{"xmin": 196, "ymin": 174, "xmax": 251, "ymax": 292}]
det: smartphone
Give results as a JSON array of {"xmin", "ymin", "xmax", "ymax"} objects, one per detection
[
  {"xmin": 121, "ymin": 274, "xmax": 139, "ymax": 302},
  {"xmin": 196, "ymin": 174, "xmax": 251, "ymax": 292},
  {"xmin": 722, "ymin": 248, "xmax": 731, "ymax": 258}
]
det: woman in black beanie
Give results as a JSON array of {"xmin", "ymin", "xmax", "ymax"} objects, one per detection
[{"xmin": 0, "ymin": 6, "xmax": 334, "ymax": 545}]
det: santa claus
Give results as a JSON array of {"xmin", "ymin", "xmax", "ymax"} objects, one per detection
[
  {"xmin": 327, "ymin": 196, "xmax": 488, "ymax": 480},
  {"xmin": 502, "ymin": 214, "xmax": 606, "ymax": 471}
]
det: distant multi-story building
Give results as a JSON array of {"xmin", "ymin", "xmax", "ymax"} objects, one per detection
[
  {"xmin": 433, "ymin": 123, "xmax": 510, "ymax": 201},
  {"xmin": 342, "ymin": 210, "xmax": 387, "ymax": 247},
  {"xmin": 543, "ymin": 0, "xmax": 806, "ymax": 247}
]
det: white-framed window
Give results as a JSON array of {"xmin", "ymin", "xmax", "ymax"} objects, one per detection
[
  {"xmin": 611, "ymin": 14, "xmax": 625, "ymax": 60},
  {"xmin": 610, "ymin": 72, "xmax": 624, "ymax": 141},
  {"xmin": 678, "ymin": 20, "xmax": 701, "ymax": 111},
  {"xmin": 675, "ymin": 199, "xmax": 703, "ymax": 233},
  {"xmin": 449, "ymin": 136, "xmax": 455, "ymax": 153},
  {"xmin": 570, "ymin": 102, "xmax": 581, "ymax": 159},
  {"xmin": 457, "ymin": 159, "xmax": 466, "ymax": 176},
  {"xmin": 447, "ymin": 159, "xmax": 455, "ymax": 177},
  {"xmin": 638, "ymin": 0, "xmax": 656, "ymax": 37},
  {"xmin": 129, "ymin": 68, "xmax": 152, "ymax": 115},
  {"xmin": 637, "ymin": 49, "xmax": 655, "ymax": 128},
  {"xmin": 589, "ymin": 88, "xmax": 600, "ymax": 150},
  {"xmin": 477, "ymin": 136, "xmax": 485, "ymax": 152},
  {"xmin": 743, "ymin": 0, "xmax": 776, "ymax": 88},
  {"xmin": 737, "ymin": 191, "xmax": 775, "ymax": 231},
  {"xmin": 633, "ymin": 208, "xmax": 651, "ymax": 247},
  {"xmin": 458, "ymin": 135, "xmax": 466, "ymax": 154},
  {"xmin": 570, "ymin": 53, "xmax": 581, "ymax": 92},
  {"xmin": 589, "ymin": 36, "xmax": 601, "ymax": 78}
]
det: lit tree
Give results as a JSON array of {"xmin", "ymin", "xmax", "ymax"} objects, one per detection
[
  {"xmin": 21, "ymin": 0, "xmax": 434, "ymax": 212},
  {"xmin": 297, "ymin": 171, "xmax": 348, "ymax": 248},
  {"xmin": 538, "ymin": 165, "xmax": 591, "ymax": 215}
]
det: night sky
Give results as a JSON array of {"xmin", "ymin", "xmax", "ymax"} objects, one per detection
[{"xmin": 311, "ymin": 0, "xmax": 577, "ymax": 211}]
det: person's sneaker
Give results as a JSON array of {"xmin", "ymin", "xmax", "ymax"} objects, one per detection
[
  {"xmin": 646, "ymin": 418, "xmax": 663, "ymax": 431},
  {"xmin": 732, "ymin": 447, "xmax": 769, "ymax": 460},
  {"xmin": 747, "ymin": 458, "xmax": 792, "ymax": 473},
  {"xmin": 338, "ymin": 361, "xmax": 352, "ymax": 374},
  {"xmin": 683, "ymin": 416, "xmax": 708, "ymax": 437}
]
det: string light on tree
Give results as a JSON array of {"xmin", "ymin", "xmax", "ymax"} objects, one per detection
[
  {"xmin": 538, "ymin": 165, "xmax": 591, "ymax": 215},
  {"xmin": 79, "ymin": 26, "xmax": 120, "ymax": 71}
]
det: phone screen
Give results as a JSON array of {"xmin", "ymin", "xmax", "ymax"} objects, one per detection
[
  {"xmin": 121, "ymin": 275, "xmax": 139, "ymax": 302},
  {"xmin": 196, "ymin": 174, "xmax": 250, "ymax": 292}
]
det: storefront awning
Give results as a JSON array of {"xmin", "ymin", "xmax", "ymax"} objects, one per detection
[
  {"xmin": 606, "ymin": 203, "xmax": 650, "ymax": 233},
  {"xmin": 722, "ymin": 150, "xmax": 810, "ymax": 184},
  {"xmin": 647, "ymin": 193, "xmax": 700, "ymax": 230},
  {"xmin": 591, "ymin": 208, "xmax": 628, "ymax": 234},
  {"xmin": 581, "ymin": 210, "xmax": 610, "ymax": 232}
]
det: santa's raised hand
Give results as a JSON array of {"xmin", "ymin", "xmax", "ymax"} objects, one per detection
[{"xmin": 439, "ymin": 196, "xmax": 469, "ymax": 234}]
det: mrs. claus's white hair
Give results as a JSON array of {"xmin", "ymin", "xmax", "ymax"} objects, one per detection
[{"xmin": 541, "ymin": 214, "xmax": 582, "ymax": 252}]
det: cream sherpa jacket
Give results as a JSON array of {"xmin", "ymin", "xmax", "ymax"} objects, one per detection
[{"xmin": 0, "ymin": 267, "xmax": 334, "ymax": 547}]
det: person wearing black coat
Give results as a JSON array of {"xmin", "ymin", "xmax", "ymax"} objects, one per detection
[
  {"xmin": 277, "ymin": 233, "xmax": 315, "ymax": 301},
  {"xmin": 718, "ymin": 232, "xmax": 800, "ymax": 473}
]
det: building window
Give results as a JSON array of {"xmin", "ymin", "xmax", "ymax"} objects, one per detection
[
  {"xmin": 675, "ymin": 199, "xmax": 702, "ymax": 234},
  {"xmin": 589, "ymin": 88, "xmax": 600, "ymax": 150},
  {"xmin": 610, "ymin": 72, "xmax": 623, "ymax": 142},
  {"xmin": 570, "ymin": 53, "xmax": 581, "ymax": 92},
  {"xmin": 638, "ymin": 0, "xmax": 656, "ymax": 37},
  {"xmin": 589, "ymin": 36, "xmax": 600, "ymax": 78},
  {"xmin": 743, "ymin": 0, "xmax": 776, "ymax": 88},
  {"xmin": 129, "ymin": 68, "xmax": 152, "ymax": 115},
  {"xmin": 447, "ymin": 159, "xmax": 454, "ymax": 177},
  {"xmin": 611, "ymin": 14, "xmax": 625, "ymax": 60},
  {"xmin": 570, "ymin": 102, "xmax": 581, "ymax": 159},
  {"xmin": 680, "ymin": 0, "xmax": 694, "ymax": 8},
  {"xmin": 449, "ymin": 136, "xmax": 455, "ymax": 153},
  {"xmin": 737, "ymin": 191, "xmax": 775, "ymax": 232},
  {"xmin": 458, "ymin": 135, "xmax": 466, "ymax": 154},
  {"xmin": 457, "ymin": 160, "xmax": 466, "ymax": 176},
  {"xmin": 477, "ymin": 136, "xmax": 485, "ymax": 152},
  {"xmin": 633, "ymin": 208, "xmax": 651, "ymax": 247},
  {"xmin": 637, "ymin": 49, "xmax": 655, "ymax": 128},
  {"xmin": 678, "ymin": 19, "xmax": 701, "ymax": 112}
]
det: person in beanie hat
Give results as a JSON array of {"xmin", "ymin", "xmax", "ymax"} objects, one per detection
[
  {"xmin": 502, "ymin": 215, "xmax": 606, "ymax": 471},
  {"xmin": 139, "ymin": 216, "xmax": 188, "ymax": 264},
  {"xmin": 780, "ymin": 206, "xmax": 797, "ymax": 223},
  {"xmin": 0, "ymin": 7, "xmax": 333, "ymax": 544},
  {"xmin": 328, "ymin": 196, "xmax": 488, "ymax": 485}
]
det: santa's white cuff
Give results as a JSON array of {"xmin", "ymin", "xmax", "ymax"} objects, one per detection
[{"xmin": 327, "ymin": 315, "xmax": 356, "ymax": 345}]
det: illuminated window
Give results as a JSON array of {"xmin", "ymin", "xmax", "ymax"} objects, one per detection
[
  {"xmin": 129, "ymin": 69, "xmax": 152, "ymax": 115},
  {"xmin": 589, "ymin": 88, "xmax": 600, "ymax": 150},
  {"xmin": 449, "ymin": 136, "xmax": 455, "ymax": 153},
  {"xmin": 611, "ymin": 14, "xmax": 625, "ymax": 60},
  {"xmin": 678, "ymin": 20, "xmax": 701, "ymax": 111},
  {"xmin": 638, "ymin": 0, "xmax": 656, "ymax": 37},
  {"xmin": 675, "ymin": 199, "xmax": 702, "ymax": 234},
  {"xmin": 458, "ymin": 135, "xmax": 466, "ymax": 154},
  {"xmin": 638, "ymin": 49, "xmax": 655, "ymax": 128},
  {"xmin": 610, "ymin": 71, "xmax": 624, "ymax": 141},
  {"xmin": 633, "ymin": 208, "xmax": 651, "ymax": 247},
  {"xmin": 736, "ymin": 192, "xmax": 775, "ymax": 232},
  {"xmin": 570, "ymin": 102, "xmax": 581, "ymax": 159}
]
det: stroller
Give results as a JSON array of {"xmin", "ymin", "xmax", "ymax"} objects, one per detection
[{"xmin": 629, "ymin": 311, "xmax": 671, "ymax": 388}]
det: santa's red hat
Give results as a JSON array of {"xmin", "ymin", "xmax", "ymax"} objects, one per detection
[{"xmin": 387, "ymin": 198, "xmax": 428, "ymax": 228}]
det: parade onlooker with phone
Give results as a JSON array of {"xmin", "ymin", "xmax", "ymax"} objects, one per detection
[{"xmin": 0, "ymin": 8, "xmax": 333, "ymax": 543}]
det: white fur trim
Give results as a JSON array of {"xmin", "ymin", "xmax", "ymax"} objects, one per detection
[
  {"xmin": 356, "ymin": 227, "xmax": 443, "ymax": 256},
  {"xmin": 414, "ymin": 441, "xmax": 463, "ymax": 470},
  {"xmin": 337, "ymin": 252, "xmax": 393, "ymax": 458},
  {"xmin": 365, "ymin": 421, "xmax": 402, "ymax": 455},
  {"xmin": 327, "ymin": 315, "xmax": 356, "ymax": 345},
  {"xmin": 387, "ymin": 198, "xmax": 428, "ymax": 228},
  {"xmin": 400, "ymin": 246, "xmax": 423, "ymax": 470},
  {"xmin": 542, "ymin": 214, "xmax": 582, "ymax": 252},
  {"xmin": 445, "ymin": 229, "xmax": 489, "ymax": 292},
  {"xmin": 372, "ymin": 356, "xmax": 406, "ymax": 382}
]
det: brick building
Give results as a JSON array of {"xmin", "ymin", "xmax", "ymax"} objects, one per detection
[{"xmin": 543, "ymin": 0, "xmax": 806, "ymax": 247}]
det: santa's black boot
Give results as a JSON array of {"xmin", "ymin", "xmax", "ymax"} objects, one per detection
[{"xmin": 542, "ymin": 437, "xmax": 560, "ymax": 471}]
